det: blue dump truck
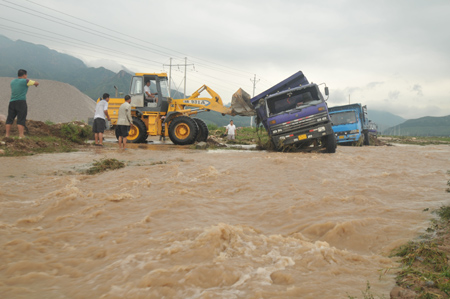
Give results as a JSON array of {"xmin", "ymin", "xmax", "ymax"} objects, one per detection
[
  {"xmin": 250, "ymin": 71, "xmax": 336, "ymax": 153},
  {"xmin": 328, "ymin": 103, "xmax": 371, "ymax": 145}
]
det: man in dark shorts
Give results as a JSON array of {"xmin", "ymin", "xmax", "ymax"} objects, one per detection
[
  {"xmin": 93, "ymin": 93, "xmax": 111, "ymax": 146},
  {"xmin": 5, "ymin": 69, "xmax": 39, "ymax": 138},
  {"xmin": 116, "ymin": 95, "xmax": 133, "ymax": 149}
]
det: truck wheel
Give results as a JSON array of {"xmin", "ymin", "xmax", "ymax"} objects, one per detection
[
  {"xmin": 168, "ymin": 116, "xmax": 199, "ymax": 145},
  {"xmin": 193, "ymin": 118, "xmax": 209, "ymax": 142},
  {"xmin": 128, "ymin": 117, "xmax": 148, "ymax": 143},
  {"xmin": 324, "ymin": 134, "xmax": 337, "ymax": 153},
  {"xmin": 364, "ymin": 132, "xmax": 370, "ymax": 145}
]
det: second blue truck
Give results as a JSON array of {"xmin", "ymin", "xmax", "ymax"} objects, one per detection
[{"xmin": 328, "ymin": 103, "xmax": 371, "ymax": 145}]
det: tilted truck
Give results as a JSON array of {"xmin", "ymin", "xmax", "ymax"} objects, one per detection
[
  {"xmin": 328, "ymin": 103, "xmax": 370, "ymax": 145},
  {"xmin": 104, "ymin": 73, "xmax": 232, "ymax": 145},
  {"xmin": 248, "ymin": 71, "xmax": 336, "ymax": 153}
]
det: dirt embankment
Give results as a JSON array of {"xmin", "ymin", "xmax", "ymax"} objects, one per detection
[{"xmin": 0, "ymin": 120, "xmax": 91, "ymax": 155}]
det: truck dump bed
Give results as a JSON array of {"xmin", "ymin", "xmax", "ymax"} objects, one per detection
[{"xmin": 250, "ymin": 71, "xmax": 309, "ymax": 105}]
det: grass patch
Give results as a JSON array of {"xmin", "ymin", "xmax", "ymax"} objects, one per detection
[
  {"xmin": 60, "ymin": 123, "xmax": 92, "ymax": 144},
  {"xmin": 209, "ymin": 126, "xmax": 271, "ymax": 147},
  {"xmin": 1, "ymin": 122, "xmax": 92, "ymax": 156},
  {"xmin": 85, "ymin": 158, "xmax": 125, "ymax": 175},
  {"xmin": 1, "ymin": 135, "xmax": 76, "ymax": 156},
  {"xmin": 380, "ymin": 135, "xmax": 450, "ymax": 145},
  {"xmin": 389, "ymin": 203, "xmax": 450, "ymax": 298}
]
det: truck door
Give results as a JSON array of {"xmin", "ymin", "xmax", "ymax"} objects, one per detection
[{"xmin": 129, "ymin": 76, "xmax": 144, "ymax": 107}]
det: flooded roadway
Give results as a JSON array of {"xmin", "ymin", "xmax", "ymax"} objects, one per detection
[{"xmin": 1, "ymin": 143, "xmax": 449, "ymax": 298}]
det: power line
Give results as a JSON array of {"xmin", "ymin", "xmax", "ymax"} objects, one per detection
[
  {"xmin": 0, "ymin": 0, "xmax": 272, "ymax": 97},
  {"xmin": 17, "ymin": 0, "xmax": 256, "ymax": 78}
]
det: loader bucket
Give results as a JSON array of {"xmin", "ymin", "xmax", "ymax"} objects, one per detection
[{"xmin": 230, "ymin": 88, "xmax": 256, "ymax": 116}]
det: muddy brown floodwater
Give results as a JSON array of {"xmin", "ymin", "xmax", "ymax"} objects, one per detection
[{"xmin": 1, "ymin": 143, "xmax": 449, "ymax": 298}]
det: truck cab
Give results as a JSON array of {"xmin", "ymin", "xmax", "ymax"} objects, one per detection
[
  {"xmin": 251, "ymin": 71, "xmax": 336, "ymax": 153},
  {"xmin": 328, "ymin": 104, "xmax": 370, "ymax": 145}
]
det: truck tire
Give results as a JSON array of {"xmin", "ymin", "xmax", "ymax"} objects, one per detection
[
  {"xmin": 364, "ymin": 132, "xmax": 370, "ymax": 145},
  {"xmin": 128, "ymin": 117, "xmax": 148, "ymax": 143},
  {"xmin": 193, "ymin": 118, "xmax": 209, "ymax": 142},
  {"xmin": 168, "ymin": 116, "xmax": 199, "ymax": 145},
  {"xmin": 324, "ymin": 134, "xmax": 337, "ymax": 153}
]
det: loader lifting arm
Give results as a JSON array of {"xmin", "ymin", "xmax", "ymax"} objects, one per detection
[{"xmin": 169, "ymin": 85, "xmax": 232, "ymax": 115}]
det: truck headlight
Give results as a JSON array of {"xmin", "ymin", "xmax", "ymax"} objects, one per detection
[
  {"xmin": 317, "ymin": 126, "xmax": 325, "ymax": 132},
  {"xmin": 350, "ymin": 129, "xmax": 359, "ymax": 133}
]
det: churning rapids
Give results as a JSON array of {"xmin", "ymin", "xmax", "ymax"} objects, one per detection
[{"xmin": 1, "ymin": 143, "xmax": 449, "ymax": 298}]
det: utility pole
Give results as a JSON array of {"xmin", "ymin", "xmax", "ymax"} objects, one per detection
[
  {"xmin": 250, "ymin": 74, "xmax": 260, "ymax": 127},
  {"xmin": 163, "ymin": 58, "xmax": 194, "ymax": 98}
]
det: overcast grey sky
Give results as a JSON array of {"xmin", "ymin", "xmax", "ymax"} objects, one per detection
[{"xmin": 0, "ymin": 0, "xmax": 449, "ymax": 119}]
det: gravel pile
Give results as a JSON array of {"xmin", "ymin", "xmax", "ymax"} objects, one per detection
[{"xmin": 0, "ymin": 77, "xmax": 96, "ymax": 123}]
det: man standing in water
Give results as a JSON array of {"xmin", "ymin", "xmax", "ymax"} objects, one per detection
[
  {"xmin": 93, "ymin": 93, "xmax": 111, "ymax": 146},
  {"xmin": 116, "ymin": 95, "xmax": 133, "ymax": 149},
  {"xmin": 5, "ymin": 69, "xmax": 39, "ymax": 138},
  {"xmin": 225, "ymin": 120, "xmax": 237, "ymax": 140}
]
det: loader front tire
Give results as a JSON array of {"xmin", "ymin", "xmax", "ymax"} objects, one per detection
[
  {"xmin": 168, "ymin": 116, "xmax": 199, "ymax": 145},
  {"xmin": 193, "ymin": 118, "xmax": 209, "ymax": 142},
  {"xmin": 127, "ymin": 117, "xmax": 148, "ymax": 143}
]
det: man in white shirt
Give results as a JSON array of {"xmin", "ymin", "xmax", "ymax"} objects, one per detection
[
  {"xmin": 116, "ymin": 95, "xmax": 133, "ymax": 149},
  {"xmin": 93, "ymin": 93, "xmax": 111, "ymax": 146},
  {"xmin": 144, "ymin": 80, "xmax": 157, "ymax": 103},
  {"xmin": 225, "ymin": 120, "xmax": 237, "ymax": 140}
]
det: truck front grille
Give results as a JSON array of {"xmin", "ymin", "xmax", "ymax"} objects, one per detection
[{"xmin": 270, "ymin": 111, "xmax": 329, "ymax": 136}]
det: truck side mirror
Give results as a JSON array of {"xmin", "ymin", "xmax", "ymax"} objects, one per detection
[{"xmin": 324, "ymin": 87, "xmax": 329, "ymax": 96}]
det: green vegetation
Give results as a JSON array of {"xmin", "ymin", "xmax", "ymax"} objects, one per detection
[
  {"xmin": 380, "ymin": 135, "xmax": 450, "ymax": 145},
  {"xmin": 209, "ymin": 126, "xmax": 271, "ymax": 147},
  {"xmin": 1, "ymin": 135, "xmax": 76, "ymax": 156},
  {"xmin": 60, "ymin": 123, "xmax": 92, "ymax": 144},
  {"xmin": 0, "ymin": 121, "xmax": 92, "ymax": 156},
  {"xmin": 389, "ymin": 204, "xmax": 450, "ymax": 298},
  {"xmin": 85, "ymin": 158, "xmax": 125, "ymax": 175}
]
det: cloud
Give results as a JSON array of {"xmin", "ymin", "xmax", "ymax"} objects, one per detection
[
  {"xmin": 411, "ymin": 84, "xmax": 423, "ymax": 96},
  {"xmin": 366, "ymin": 82, "xmax": 384, "ymax": 89},
  {"xmin": 384, "ymin": 90, "xmax": 400, "ymax": 102}
]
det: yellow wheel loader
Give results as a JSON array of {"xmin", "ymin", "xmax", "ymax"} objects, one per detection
[{"xmin": 103, "ymin": 73, "xmax": 233, "ymax": 145}]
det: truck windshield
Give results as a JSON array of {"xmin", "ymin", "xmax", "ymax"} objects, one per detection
[
  {"xmin": 267, "ymin": 87, "xmax": 322, "ymax": 116},
  {"xmin": 159, "ymin": 78, "xmax": 170, "ymax": 98},
  {"xmin": 330, "ymin": 111, "xmax": 357, "ymax": 125}
]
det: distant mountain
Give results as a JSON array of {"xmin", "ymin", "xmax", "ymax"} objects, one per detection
[
  {"xmin": 367, "ymin": 110, "xmax": 406, "ymax": 132},
  {"xmin": 0, "ymin": 35, "xmax": 131, "ymax": 99},
  {"xmin": 383, "ymin": 115, "xmax": 450, "ymax": 136},
  {"xmin": 0, "ymin": 35, "xmax": 185, "ymax": 100},
  {"xmin": 194, "ymin": 111, "xmax": 252, "ymax": 127}
]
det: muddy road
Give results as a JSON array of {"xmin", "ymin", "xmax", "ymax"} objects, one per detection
[{"xmin": 1, "ymin": 144, "xmax": 449, "ymax": 298}]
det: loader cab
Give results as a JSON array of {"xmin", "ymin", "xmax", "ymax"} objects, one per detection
[{"xmin": 129, "ymin": 73, "xmax": 170, "ymax": 113}]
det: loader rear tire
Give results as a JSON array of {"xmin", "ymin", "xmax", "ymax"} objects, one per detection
[
  {"xmin": 128, "ymin": 117, "xmax": 148, "ymax": 143},
  {"xmin": 168, "ymin": 116, "xmax": 199, "ymax": 145},
  {"xmin": 193, "ymin": 118, "xmax": 209, "ymax": 142}
]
